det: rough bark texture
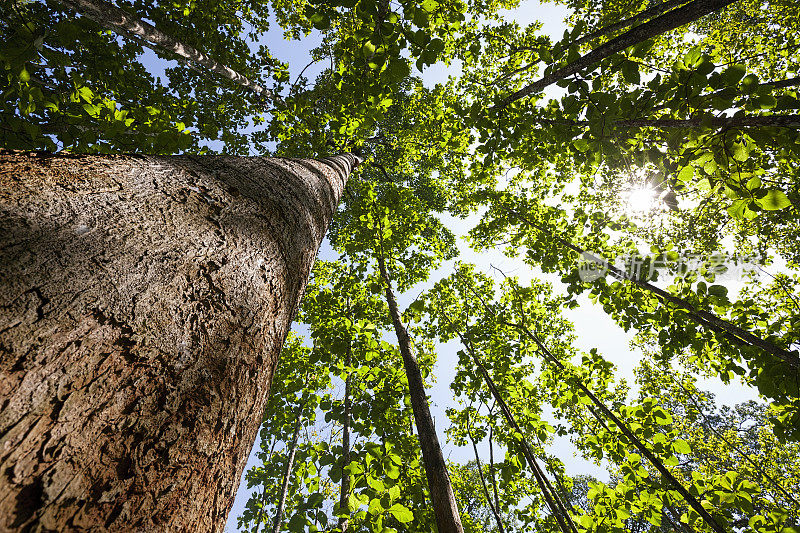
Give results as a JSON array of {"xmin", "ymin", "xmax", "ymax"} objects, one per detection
[{"xmin": 0, "ymin": 150, "xmax": 358, "ymax": 532}]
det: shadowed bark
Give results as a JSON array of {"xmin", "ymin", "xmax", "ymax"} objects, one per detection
[{"xmin": 0, "ymin": 150, "xmax": 359, "ymax": 532}]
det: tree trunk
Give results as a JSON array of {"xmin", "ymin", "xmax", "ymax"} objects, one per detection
[
  {"xmin": 271, "ymin": 408, "xmax": 304, "ymax": 533},
  {"xmin": 495, "ymin": 0, "xmax": 737, "ymax": 109},
  {"xmin": 0, "ymin": 150, "xmax": 359, "ymax": 532},
  {"xmin": 612, "ymin": 114, "xmax": 800, "ymax": 129},
  {"xmin": 376, "ymin": 252, "xmax": 464, "ymax": 533},
  {"xmin": 533, "ymin": 113, "xmax": 800, "ymax": 130},
  {"xmin": 55, "ymin": 0, "xmax": 276, "ymax": 102},
  {"xmin": 337, "ymin": 340, "xmax": 352, "ymax": 532},
  {"xmin": 573, "ymin": 0, "xmax": 689, "ymax": 47},
  {"xmin": 466, "ymin": 416, "xmax": 506, "ymax": 533},
  {"xmin": 506, "ymin": 321, "xmax": 727, "ymax": 533},
  {"xmin": 455, "ymin": 333, "xmax": 577, "ymax": 533}
]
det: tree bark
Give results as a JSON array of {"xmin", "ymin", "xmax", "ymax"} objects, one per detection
[
  {"xmin": 337, "ymin": 340, "xmax": 352, "ymax": 532},
  {"xmin": 495, "ymin": 0, "xmax": 737, "ymax": 109},
  {"xmin": 55, "ymin": 0, "xmax": 277, "ymax": 103},
  {"xmin": 271, "ymin": 408, "xmax": 304, "ymax": 533},
  {"xmin": 573, "ymin": 0, "xmax": 689, "ymax": 47},
  {"xmin": 0, "ymin": 150, "xmax": 359, "ymax": 532},
  {"xmin": 465, "ymin": 416, "xmax": 506, "ymax": 533},
  {"xmin": 375, "ymin": 252, "xmax": 464, "ymax": 533}
]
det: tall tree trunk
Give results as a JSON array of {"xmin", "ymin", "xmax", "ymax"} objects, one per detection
[
  {"xmin": 455, "ymin": 332, "xmax": 577, "ymax": 533},
  {"xmin": 375, "ymin": 252, "xmax": 464, "ymax": 533},
  {"xmin": 466, "ymin": 415, "xmax": 506, "ymax": 533},
  {"xmin": 534, "ymin": 113, "xmax": 800, "ymax": 130},
  {"xmin": 495, "ymin": 0, "xmax": 737, "ymax": 109},
  {"xmin": 610, "ymin": 114, "xmax": 800, "ymax": 129},
  {"xmin": 337, "ymin": 339, "xmax": 352, "ymax": 532},
  {"xmin": 506, "ymin": 320, "xmax": 727, "ymax": 533},
  {"xmin": 55, "ymin": 0, "xmax": 277, "ymax": 102},
  {"xmin": 0, "ymin": 150, "xmax": 359, "ymax": 532},
  {"xmin": 271, "ymin": 407, "xmax": 304, "ymax": 533},
  {"xmin": 573, "ymin": 0, "xmax": 689, "ymax": 47}
]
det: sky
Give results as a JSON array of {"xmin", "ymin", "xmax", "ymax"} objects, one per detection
[{"xmin": 124, "ymin": 2, "xmax": 761, "ymax": 530}]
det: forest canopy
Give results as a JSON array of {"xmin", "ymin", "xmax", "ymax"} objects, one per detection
[{"xmin": 2, "ymin": 0, "xmax": 800, "ymax": 531}]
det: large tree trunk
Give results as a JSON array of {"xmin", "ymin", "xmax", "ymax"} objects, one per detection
[{"xmin": 0, "ymin": 150, "xmax": 359, "ymax": 531}]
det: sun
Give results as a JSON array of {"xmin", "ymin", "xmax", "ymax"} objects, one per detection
[{"xmin": 626, "ymin": 185, "xmax": 658, "ymax": 213}]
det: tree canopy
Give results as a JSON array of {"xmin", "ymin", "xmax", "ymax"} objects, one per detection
[{"xmin": 3, "ymin": 0, "xmax": 800, "ymax": 531}]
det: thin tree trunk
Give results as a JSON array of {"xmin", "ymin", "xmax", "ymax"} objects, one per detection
[
  {"xmin": 454, "ymin": 332, "xmax": 577, "ymax": 533},
  {"xmin": 676, "ymin": 380, "xmax": 800, "ymax": 507},
  {"xmin": 495, "ymin": 0, "xmax": 737, "ymax": 109},
  {"xmin": 337, "ymin": 339, "xmax": 352, "ymax": 532},
  {"xmin": 573, "ymin": 0, "xmax": 689, "ymax": 47},
  {"xmin": 375, "ymin": 251, "xmax": 464, "ymax": 533},
  {"xmin": 612, "ymin": 114, "xmax": 800, "ymax": 129},
  {"xmin": 55, "ymin": 0, "xmax": 277, "ymax": 102},
  {"xmin": 534, "ymin": 113, "xmax": 800, "ymax": 130},
  {"xmin": 466, "ymin": 415, "xmax": 506, "ymax": 533},
  {"xmin": 487, "ymin": 424, "xmax": 502, "ymax": 522},
  {"xmin": 506, "ymin": 320, "xmax": 728, "ymax": 533},
  {"xmin": 501, "ymin": 206, "xmax": 800, "ymax": 369},
  {"xmin": 254, "ymin": 438, "xmax": 279, "ymax": 533},
  {"xmin": 0, "ymin": 150, "xmax": 359, "ymax": 532},
  {"xmin": 271, "ymin": 407, "xmax": 304, "ymax": 533}
]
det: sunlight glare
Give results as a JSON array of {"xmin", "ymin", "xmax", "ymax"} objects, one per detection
[{"xmin": 626, "ymin": 186, "xmax": 657, "ymax": 213}]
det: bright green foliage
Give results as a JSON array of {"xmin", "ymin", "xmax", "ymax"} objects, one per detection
[
  {"xmin": 572, "ymin": 357, "xmax": 800, "ymax": 532},
  {"xmin": 1, "ymin": 0, "xmax": 283, "ymax": 153},
  {"xmin": 6, "ymin": 0, "xmax": 800, "ymax": 530},
  {"xmin": 239, "ymin": 262, "xmax": 439, "ymax": 531}
]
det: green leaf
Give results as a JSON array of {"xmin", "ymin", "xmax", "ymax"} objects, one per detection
[
  {"xmin": 756, "ymin": 190, "xmax": 791, "ymax": 210},
  {"xmin": 387, "ymin": 503, "xmax": 413, "ymax": 523},
  {"xmin": 384, "ymin": 461, "xmax": 400, "ymax": 479},
  {"xmin": 672, "ymin": 439, "xmax": 691, "ymax": 454},
  {"xmin": 573, "ymin": 138, "xmax": 590, "ymax": 152},
  {"xmin": 720, "ymin": 64, "xmax": 746, "ymax": 86},
  {"xmin": 677, "ymin": 165, "xmax": 693, "ymax": 183},
  {"xmin": 621, "ymin": 60, "xmax": 640, "ymax": 84},
  {"xmin": 708, "ymin": 285, "xmax": 727, "ymax": 298},
  {"xmin": 368, "ymin": 498, "xmax": 384, "ymax": 515}
]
